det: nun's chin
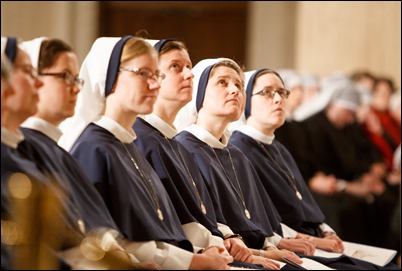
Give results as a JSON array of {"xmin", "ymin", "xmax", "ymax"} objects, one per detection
[
  {"xmin": 229, "ymin": 111, "xmax": 242, "ymax": 122},
  {"xmin": 137, "ymin": 101, "xmax": 156, "ymax": 115}
]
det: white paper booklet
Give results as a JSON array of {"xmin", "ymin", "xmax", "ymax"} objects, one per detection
[
  {"xmin": 314, "ymin": 241, "xmax": 397, "ymax": 267},
  {"xmin": 270, "ymin": 258, "xmax": 335, "ymax": 270},
  {"xmin": 299, "ymin": 258, "xmax": 336, "ymax": 270}
]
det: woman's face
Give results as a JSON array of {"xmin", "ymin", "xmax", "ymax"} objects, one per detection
[
  {"xmin": 287, "ymin": 85, "xmax": 304, "ymax": 113},
  {"xmin": 7, "ymin": 49, "xmax": 43, "ymax": 122},
  {"xmin": 114, "ymin": 52, "xmax": 160, "ymax": 115},
  {"xmin": 372, "ymin": 81, "xmax": 393, "ymax": 111},
  {"xmin": 201, "ymin": 65, "xmax": 245, "ymax": 122},
  {"xmin": 36, "ymin": 51, "xmax": 80, "ymax": 125},
  {"xmin": 158, "ymin": 49, "xmax": 193, "ymax": 108},
  {"xmin": 250, "ymin": 72, "xmax": 287, "ymax": 131}
]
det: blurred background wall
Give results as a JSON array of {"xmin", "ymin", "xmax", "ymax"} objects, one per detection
[{"xmin": 1, "ymin": 1, "xmax": 400, "ymax": 88}]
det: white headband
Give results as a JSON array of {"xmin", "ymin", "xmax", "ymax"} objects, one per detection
[{"xmin": 19, "ymin": 37, "xmax": 48, "ymax": 69}]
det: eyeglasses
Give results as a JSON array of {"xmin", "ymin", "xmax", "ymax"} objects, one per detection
[
  {"xmin": 252, "ymin": 88, "xmax": 290, "ymax": 99},
  {"xmin": 39, "ymin": 71, "xmax": 85, "ymax": 88},
  {"xmin": 14, "ymin": 64, "xmax": 40, "ymax": 80},
  {"xmin": 119, "ymin": 67, "xmax": 166, "ymax": 83}
]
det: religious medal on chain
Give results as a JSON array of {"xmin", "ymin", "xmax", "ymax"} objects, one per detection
[
  {"xmin": 77, "ymin": 218, "xmax": 86, "ymax": 234},
  {"xmin": 201, "ymin": 203, "xmax": 207, "ymax": 214},
  {"xmin": 157, "ymin": 208, "xmax": 164, "ymax": 220},
  {"xmin": 245, "ymin": 209, "xmax": 251, "ymax": 219},
  {"xmin": 213, "ymin": 148, "xmax": 251, "ymax": 220},
  {"xmin": 258, "ymin": 141, "xmax": 303, "ymax": 201},
  {"xmin": 165, "ymin": 136, "xmax": 207, "ymax": 215},
  {"xmin": 122, "ymin": 142, "xmax": 164, "ymax": 221}
]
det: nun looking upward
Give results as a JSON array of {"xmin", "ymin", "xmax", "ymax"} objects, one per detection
[
  {"xmin": 173, "ymin": 58, "xmax": 315, "ymax": 265},
  {"xmin": 59, "ymin": 36, "xmax": 233, "ymax": 270},
  {"xmin": 133, "ymin": 38, "xmax": 279, "ymax": 270},
  {"xmin": 18, "ymin": 37, "xmax": 161, "ymax": 270}
]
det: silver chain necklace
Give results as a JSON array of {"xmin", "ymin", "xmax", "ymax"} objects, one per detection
[
  {"xmin": 256, "ymin": 140, "xmax": 302, "ymax": 200},
  {"xmin": 121, "ymin": 142, "xmax": 164, "ymax": 220},
  {"xmin": 164, "ymin": 136, "xmax": 207, "ymax": 214},
  {"xmin": 212, "ymin": 147, "xmax": 251, "ymax": 219}
]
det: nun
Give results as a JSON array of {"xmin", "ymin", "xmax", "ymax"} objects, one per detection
[
  {"xmin": 229, "ymin": 69, "xmax": 340, "ymax": 246},
  {"xmin": 18, "ymin": 37, "xmax": 162, "ymax": 270},
  {"xmin": 133, "ymin": 39, "xmax": 278, "ymax": 270},
  {"xmin": 173, "ymin": 57, "xmax": 316, "ymax": 265},
  {"xmin": 59, "ymin": 35, "xmax": 233, "ymax": 270}
]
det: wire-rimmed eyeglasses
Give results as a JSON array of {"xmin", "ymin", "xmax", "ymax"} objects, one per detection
[
  {"xmin": 119, "ymin": 67, "xmax": 166, "ymax": 83},
  {"xmin": 252, "ymin": 88, "xmax": 290, "ymax": 99},
  {"xmin": 40, "ymin": 71, "xmax": 85, "ymax": 88}
]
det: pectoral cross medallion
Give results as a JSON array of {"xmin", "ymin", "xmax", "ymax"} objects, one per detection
[
  {"xmin": 245, "ymin": 209, "xmax": 251, "ymax": 219},
  {"xmin": 201, "ymin": 203, "xmax": 207, "ymax": 214},
  {"xmin": 157, "ymin": 208, "xmax": 164, "ymax": 220}
]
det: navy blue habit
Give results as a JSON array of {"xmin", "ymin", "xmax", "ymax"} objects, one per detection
[
  {"xmin": 1, "ymin": 139, "xmax": 83, "ymax": 270},
  {"xmin": 133, "ymin": 117, "xmax": 223, "ymax": 238},
  {"xmin": 229, "ymin": 129, "xmax": 401, "ymax": 270},
  {"xmin": 176, "ymin": 129, "xmax": 400, "ymax": 270},
  {"xmin": 229, "ymin": 130, "xmax": 326, "ymax": 237},
  {"xmin": 175, "ymin": 130, "xmax": 282, "ymax": 250},
  {"xmin": 20, "ymin": 126, "xmax": 119, "ymax": 232},
  {"xmin": 70, "ymin": 123, "xmax": 193, "ymax": 252}
]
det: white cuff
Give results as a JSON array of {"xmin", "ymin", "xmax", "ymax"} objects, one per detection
[
  {"xmin": 319, "ymin": 223, "xmax": 336, "ymax": 235},
  {"xmin": 217, "ymin": 222, "xmax": 234, "ymax": 237},
  {"xmin": 280, "ymin": 223, "xmax": 298, "ymax": 238},
  {"xmin": 123, "ymin": 240, "xmax": 193, "ymax": 270}
]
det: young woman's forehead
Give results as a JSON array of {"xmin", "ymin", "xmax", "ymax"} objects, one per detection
[
  {"xmin": 211, "ymin": 66, "xmax": 240, "ymax": 78},
  {"xmin": 255, "ymin": 73, "xmax": 283, "ymax": 86},
  {"xmin": 161, "ymin": 49, "xmax": 191, "ymax": 64}
]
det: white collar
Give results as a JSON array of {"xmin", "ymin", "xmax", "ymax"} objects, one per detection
[
  {"xmin": 94, "ymin": 116, "xmax": 136, "ymax": 144},
  {"xmin": 1, "ymin": 127, "xmax": 24, "ymax": 149},
  {"xmin": 236, "ymin": 125, "xmax": 275, "ymax": 145},
  {"xmin": 21, "ymin": 117, "xmax": 62, "ymax": 142},
  {"xmin": 183, "ymin": 124, "xmax": 228, "ymax": 149},
  {"xmin": 140, "ymin": 113, "xmax": 177, "ymax": 139}
]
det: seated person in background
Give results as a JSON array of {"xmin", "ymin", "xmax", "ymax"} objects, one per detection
[
  {"xmin": 300, "ymin": 75, "xmax": 398, "ymax": 250},
  {"xmin": 361, "ymin": 77, "xmax": 401, "ymax": 171}
]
